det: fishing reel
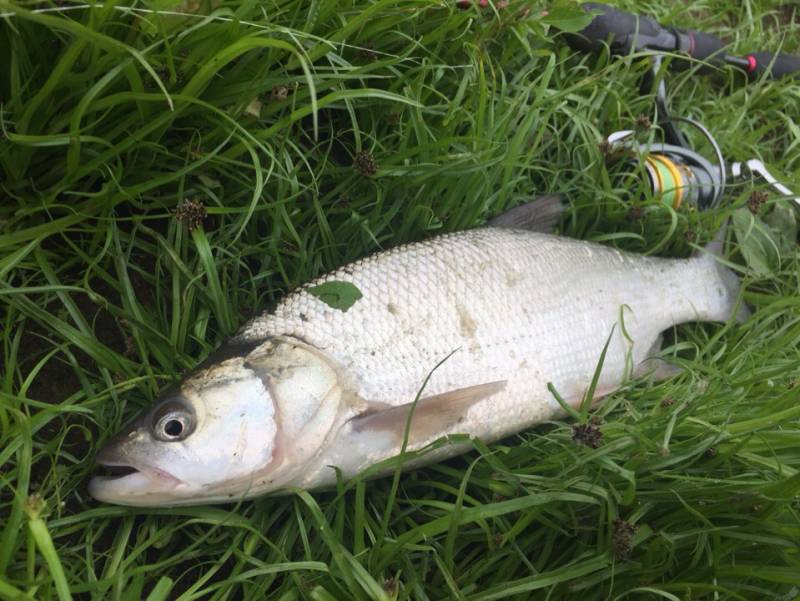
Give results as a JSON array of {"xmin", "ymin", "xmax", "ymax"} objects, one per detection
[
  {"xmin": 566, "ymin": 3, "xmax": 800, "ymax": 213},
  {"xmin": 603, "ymin": 108, "xmax": 800, "ymax": 212},
  {"xmin": 603, "ymin": 122, "xmax": 800, "ymax": 212},
  {"xmin": 604, "ymin": 125, "xmax": 724, "ymax": 211}
]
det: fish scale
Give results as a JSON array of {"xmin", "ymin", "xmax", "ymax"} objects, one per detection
[{"xmin": 237, "ymin": 227, "xmax": 738, "ymax": 487}]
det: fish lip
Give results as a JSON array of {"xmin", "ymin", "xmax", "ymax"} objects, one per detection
[
  {"xmin": 89, "ymin": 458, "xmax": 188, "ymax": 505},
  {"xmin": 93, "ymin": 451, "xmax": 185, "ymax": 487}
]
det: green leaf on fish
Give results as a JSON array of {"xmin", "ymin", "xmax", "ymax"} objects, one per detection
[{"xmin": 308, "ymin": 281, "xmax": 363, "ymax": 311}]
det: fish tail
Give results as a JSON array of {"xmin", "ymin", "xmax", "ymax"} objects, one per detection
[{"xmin": 694, "ymin": 224, "xmax": 750, "ymax": 323}]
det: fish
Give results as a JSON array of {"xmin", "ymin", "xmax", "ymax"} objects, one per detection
[{"xmin": 89, "ymin": 198, "xmax": 746, "ymax": 506}]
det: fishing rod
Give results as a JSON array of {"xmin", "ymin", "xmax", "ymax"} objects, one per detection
[{"xmin": 563, "ymin": 2, "xmax": 800, "ymax": 213}]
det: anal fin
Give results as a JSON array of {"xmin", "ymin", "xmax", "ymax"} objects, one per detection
[
  {"xmin": 633, "ymin": 335, "xmax": 684, "ymax": 381},
  {"xmin": 350, "ymin": 381, "xmax": 506, "ymax": 447},
  {"xmin": 634, "ymin": 357, "xmax": 684, "ymax": 381}
]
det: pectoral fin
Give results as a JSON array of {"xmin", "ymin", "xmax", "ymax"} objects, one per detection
[{"xmin": 350, "ymin": 381, "xmax": 506, "ymax": 447}]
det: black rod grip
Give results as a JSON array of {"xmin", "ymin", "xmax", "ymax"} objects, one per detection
[
  {"xmin": 682, "ymin": 29, "xmax": 726, "ymax": 61},
  {"xmin": 565, "ymin": 3, "xmax": 666, "ymax": 54},
  {"xmin": 746, "ymin": 51, "xmax": 800, "ymax": 79}
]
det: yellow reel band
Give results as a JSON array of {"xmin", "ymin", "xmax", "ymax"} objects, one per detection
[{"xmin": 644, "ymin": 154, "xmax": 685, "ymax": 209}]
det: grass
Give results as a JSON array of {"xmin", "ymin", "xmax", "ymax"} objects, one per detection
[{"xmin": 1, "ymin": 0, "xmax": 800, "ymax": 598}]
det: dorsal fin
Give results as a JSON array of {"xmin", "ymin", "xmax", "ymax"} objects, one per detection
[{"xmin": 486, "ymin": 194, "xmax": 565, "ymax": 233}]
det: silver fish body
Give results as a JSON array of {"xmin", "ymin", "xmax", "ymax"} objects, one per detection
[{"xmin": 90, "ymin": 226, "xmax": 742, "ymax": 506}]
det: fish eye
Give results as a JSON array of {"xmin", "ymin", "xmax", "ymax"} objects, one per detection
[
  {"xmin": 151, "ymin": 399, "xmax": 195, "ymax": 442},
  {"xmin": 164, "ymin": 419, "xmax": 184, "ymax": 437}
]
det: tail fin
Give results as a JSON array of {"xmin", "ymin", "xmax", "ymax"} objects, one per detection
[{"xmin": 694, "ymin": 224, "xmax": 750, "ymax": 323}]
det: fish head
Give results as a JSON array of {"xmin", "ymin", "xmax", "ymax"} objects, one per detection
[{"xmin": 90, "ymin": 337, "xmax": 345, "ymax": 506}]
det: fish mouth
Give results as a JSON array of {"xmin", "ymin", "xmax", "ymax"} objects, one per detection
[
  {"xmin": 91, "ymin": 457, "xmax": 183, "ymax": 485},
  {"xmin": 89, "ymin": 452, "xmax": 185, "ymax": 505},
  {"xmin": 96, "ymin": 463, "xmax": 141, "ymax": 480}
]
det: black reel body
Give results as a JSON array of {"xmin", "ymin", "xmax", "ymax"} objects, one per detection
[{"xmin": 607, "ymin": 121, "xmax": 726, "ymax": 212}]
